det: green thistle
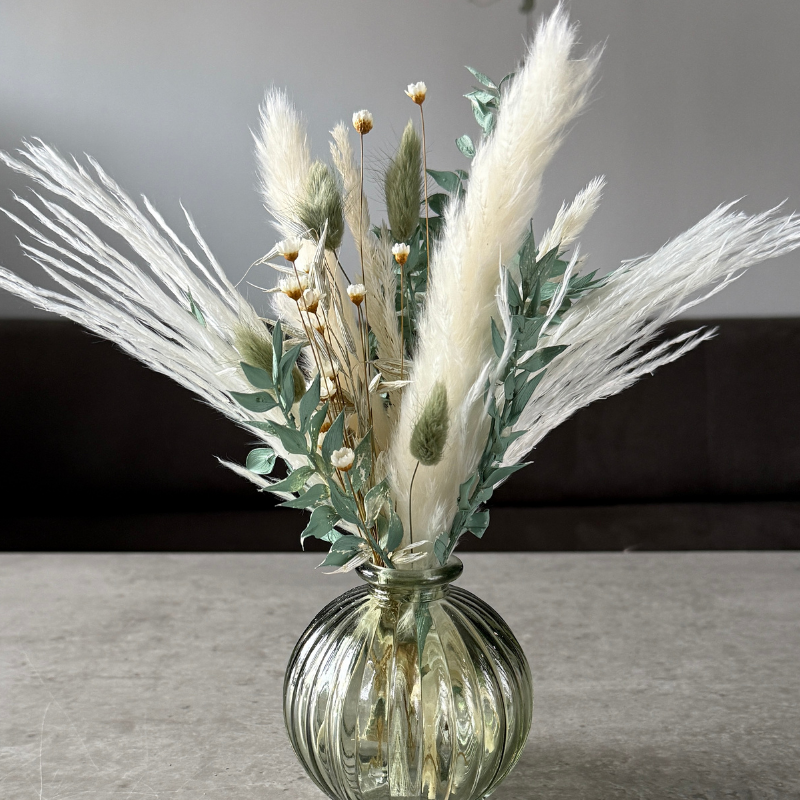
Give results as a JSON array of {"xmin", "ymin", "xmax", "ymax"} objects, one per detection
[
  {"xmin": 384, "ymin": 120, "xmax": 422, "ymax": 243},
  {"xmin": 296, "ymin": 161, "xmax": 345, "ymax": 250}
]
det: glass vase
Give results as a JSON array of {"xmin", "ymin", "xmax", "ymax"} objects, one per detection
[{"xmin": 284, "ymin": 557, "xmax": 533, "ymax": 800}]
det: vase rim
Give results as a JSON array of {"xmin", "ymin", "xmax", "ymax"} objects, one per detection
[{"xmin": 356, "ymin": 556, "xmax": 463, "ymax": 590}]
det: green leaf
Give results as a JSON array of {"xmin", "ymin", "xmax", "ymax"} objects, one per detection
[
  {"xmin": 271, "ymin": 321, "xmax": 283, "ymax": 383},
  {"xmin": 497, "ymin": 429, "xmax": 527, "ymax": 452},
  {"xmin": 280, "ymin": 344, "xmax": 303, "ymax": 387},
  {"xmin": 517, "ymin": 316, "xmax": 546, "ymax": 352},
  {"xmin": 464, "ymin": 88, "xmax": 498, "ymax": 105},
  {"xmin": 503, "ymin": 372, "xmax": 515, "ymax": 403},
  {"xmin": 278, "ymin": 483, "xmax": 329, "ymax": 509},
  {"xmin": 350, "ymin": 431, "xmax": 373, "ymax": 493},
  {"xmin": 298, "ymin": 374, "xmax": 321, "ymax": 432},
  {"xmin": 470, "ymin": 98, "xmax": 495, "ymax": 135},
  {"xmin": 426, "ymin": 169, "xmax": 463, "ymax": 195},
  {"xmin": 465, "ymin": 66, "xmax": 497, "ymax": 90},
  {"xmin": 466, "ymin": 510, "xmax": 490, "ymax": 537},
  {"xmin": 320, "ymin": 535, "xmax": 364, "ymax": 567},
  {"xmin": 187, "ymin": 290, "xmax": 206, "ymax": 326},
  {"xmin": 385, "ymin": 511, "xmax": 404, "ymax": 553},
  {"xmin": 519, "ymin": 345, "xmax": 568, "ymax": 373},
  {"xmin": 230, "ymin": 391, "xmax": 278, "ymax": 413},
  {"xmin": 484, "ymin": 463, "xmax": 528, "ymax": 487},
  {"xmin": 268, "ymin": 465, "xmax": 315, "ymax": 493},
  {"xmin": 280, "ymin": 371, "xmax": 296, "ymax": 415},
  {"xmin": 433, "ymin": 533, "xmax": 450, "ymax": 565},
  {"xmin": 321, "ymin": 411, "xmax": 345, "ymax": 467},
  {"xmin": 509, "ymin": 371, "xmax": 545, "ymax": 422},
  {"xmin": 427, "ymin": 192, "xmax": 449, "ymax": 217},
  {"xmin": 328, "ymin": 482, "xmax": 362, "ymax": 527},
  {"xmin": 260, "ymin": 421, "xmax": 309, "ymax": 455},
  {"xmin": 245, "ymin": 447, "xmax": 276, "ymax": 475},
  {"xmin": 456, "ymin": 134, "xmax": 475, "ymax": 159},
  {"xmin": 309, "ymin": 403, "xmax": 330, "ymax": 450},
  {"xmin": 240, "ymin": 361, "xmax": 273, "ymax": 391},
  {"xmin": 473, "ymin": 486, "xmax": 494, "ymax": 506},
  {"xmin": 301, "ymin": 505, "xmax": 341, "ymax": 545},
  {"xmin": 364, "ymin": 479, "xmax": 391, "ymax": 525},
  {"xmin": 457, "ymin": 473, "xmax": 479, "ymax": 512},
  {"xmin": 491, "ymin": 318, "xmax": 505, "ymax": 358},
  {"xmin": 506, "ymin": 277, "xmax": 522, "ymax": 310}
]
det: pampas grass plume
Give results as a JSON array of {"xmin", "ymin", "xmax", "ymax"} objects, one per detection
[{"xmin": 255, "ymin": 89, "xmax": 311, "ymax": 238}]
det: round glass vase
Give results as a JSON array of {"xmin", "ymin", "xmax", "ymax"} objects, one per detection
[{"xmin": 284, "ymin": 557, "xmax": 533, "ymax": 800}]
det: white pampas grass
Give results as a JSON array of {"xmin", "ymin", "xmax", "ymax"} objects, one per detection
[
  {"xmin": 0, "ymin": 140, "xmax": 303, "ymax": 470},
  {"xmin": 254, "ymin": 89, "xmax": 311, "ymax": 239},
  {"xmin": 538, "ymin": 176, "xmax": 605, "ymax": 256},
  {"xmin": 388, "ymin": 4, "xmax": 600, "ymax": 544},
  {"xmin": 330, "ymin": 121, "xmax": 401, "ymax": 447},
  {"xmin": 503, "ymin": 203, "xmax": 800, "ymax": 466},
  {"xmin": 329, "ymin": 122, "xmax": 402, "ymax": 370}
]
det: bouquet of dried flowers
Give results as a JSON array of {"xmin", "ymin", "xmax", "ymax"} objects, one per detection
[{"xmin": 2, "ymin": 6, "xmax": 799, "ymax": 571}]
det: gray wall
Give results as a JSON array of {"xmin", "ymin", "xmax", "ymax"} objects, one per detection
[{"xmin": 1, "ymin": 0, "xmax": 799, "ymax": 319}]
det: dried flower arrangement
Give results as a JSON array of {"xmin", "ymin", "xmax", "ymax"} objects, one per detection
[{"xmin": 2, "ymin": 6, "xmax": 799, "ymax": 572}]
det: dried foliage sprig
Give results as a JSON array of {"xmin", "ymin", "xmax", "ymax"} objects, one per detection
[{"xmin": 2, "ymin": 4, "xmax": 799, "ymax": 572}]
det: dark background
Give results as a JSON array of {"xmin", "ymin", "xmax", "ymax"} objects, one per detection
[{"xmin": 3, "ymin": 317, "xmax": 798, "ymax": 551}]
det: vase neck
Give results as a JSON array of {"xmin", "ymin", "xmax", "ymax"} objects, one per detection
[{"xmin": 356, "ymin": 557, "xmax": 463, "ymax": 605}]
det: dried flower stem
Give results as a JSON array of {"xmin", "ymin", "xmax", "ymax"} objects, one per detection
[
  {"xmin": 358, "ymin": 133, "xmax": 375, "ymax": 436},
  {"xmin": 408, "ymin": 460, "xmax": 420, "ymax": 545},
  {"xmin": 419, "ymin": 105, "xmax": 431, "ymax": 275},
  {"xmin": 400, "ymin": 265, "xmax": 405, "ymax": 380}
]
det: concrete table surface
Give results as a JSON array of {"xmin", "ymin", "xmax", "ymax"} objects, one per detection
[{"xmin": 1, "ymin": 553, "xmax": 798, "ymax": 800}]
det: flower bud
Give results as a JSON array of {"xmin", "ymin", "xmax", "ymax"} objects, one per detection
[
  {"xmin": 330, "ymin": 446, "xmax": 355, "ymax": 471},
  {"xmin": 405, "ymin": 81, "xmax": 427, "ymax": 105},
  {"xmin": 276, "ymin": 237, "xmax": 302, "ymax": 262},
  {"xmin": 279, "ymin": 277, "xmax": 303, "ymax": 301},
  {"xmin": 320, "ymin": 376, "xmax": 338, "ymax": 400},
  {"xmin": 301, "ymin": 288, "xmax": 319, "ymax": 314},
  {"xmin": 392, "ymin": 242, "xmax": 411, "ymax": 266},
  {"xmin": 352, "ymin": 109, "xmax": 374, "ymax": 135},
  {"xmin": 347, "ymin": 283, "xmax": 366, "ymax": 306}
]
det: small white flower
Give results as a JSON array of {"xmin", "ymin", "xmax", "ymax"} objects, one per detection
[
  {"xmin": 300, "ymin": 288, "xmax": 319, "ymax": 314},
  {"xmin": 330, "ymin": 446, "xmax": 355, "ymax": 471},
  {"xmin": 279, "ymin": 276, "xmax": 303, "ymax": 301},
  {"xmin": 320, "ymin": 376, "xmax": 338, "ymax": 399},
  {"xmin": 352, "ymin": 109, "xmax": 374, "ymax": 135},
  {"xmin": 405, "ymin": 81, "xmax": 427, "ymax": 105},
  {"xmin": 347, "ymin": 283, "xmax": 366, "ymax": 306},
  {"xmin": 276, "ymin": 237, "xmax": 302, "ymax": 262},
  {"xmin": 322, "ymin": 361, "xmax": 337, "ymax": 379},
  {"xmin": 392, "ymin": 242, "xmax": 410, "ymax": 265}
]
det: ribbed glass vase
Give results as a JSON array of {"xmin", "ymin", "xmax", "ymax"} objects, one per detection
[{"xmin": 284, "ymin": 557, "xmax": 533, "ymax": 800}]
